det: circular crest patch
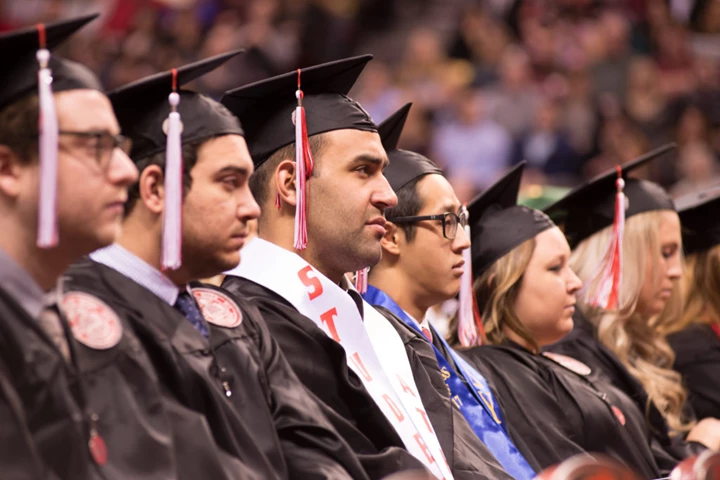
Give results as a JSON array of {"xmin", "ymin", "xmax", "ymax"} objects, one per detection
[
  {"xmin": 61, "ymin": 292, "xmax": 123, "ymax": 350},
  {"xmin": 543, "ymin": 352, "xmax": 592, "ymax": 376},
  {"xmin": 191, "ymin": 288, "xmax": 242, "ymax": 328}
]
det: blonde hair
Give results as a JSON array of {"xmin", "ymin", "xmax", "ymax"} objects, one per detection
[
  {"xmin": 472, "ymin": 238, "xmax": 539, "ymax": 352},
  {"xmin": 663, "ymin": 244, "xmax": 720, "ymax": 335},
  {"xmin": 571, "ymin": 210, "xmax": 693, "ymax": 435}
]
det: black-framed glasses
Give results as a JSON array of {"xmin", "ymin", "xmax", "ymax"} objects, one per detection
[
  {"xmin": 58, "ymin": 130, "xmax": 132, "ymax": 170},
  {"xmin": 392, "ymin": 206, "xmax": 469, "ymax": 240}
]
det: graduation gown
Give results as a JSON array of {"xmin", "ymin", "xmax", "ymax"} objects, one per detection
[
  {"xmin": 548, "ymin": 311, "xmax": 706, "ymax": 468},
  {"xmin": 461, "ymin": 341, "xmax": 662, "ymax": 478},
  {"xmin": 192, "ymin": 282, "xmax": 368, "ymax": 480},
  {"xmin": 63, "ymin": 291, "xmax": 178, "ymax": 479},
  {"xmin": 221, "ymin": 275, "xmax": 428, "ymax": 480},
  {"xmin": 0, "ymin": 287, "xmax": 100, "ymax": 480},
  {"xmin": 374, "ymin": 306, "xmax": 525, "ymax": 479},
  {"xmin": 64, "ymin": 258, "xmax": 276, "ymax": 480},
  {"xmin": 668, "ymin": 324, "xmax": 720, "ymax": 421}
]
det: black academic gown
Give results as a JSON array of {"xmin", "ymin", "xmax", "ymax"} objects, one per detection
[
  {"xmin": 64, "ymin": 259, "xmax": 276, "ymax": 480},
  {"xmin": 192, "ymin": 282, "xmax": 368, "ymax": 480},
  {"xmin": 548, "ymin": 311, "xmax": 706, "ymax": 469},
  {"xmin": 462, "ymin": 341, "xmax": 662, "ymax": 478},
  {"xmin": 0, "ymin": 287, "xmax": 101, "ymax": 480},
  {"xmin": 372, "ymin": 306, "xmax": 523, "ymax": 480},
  {"xmin": 65, "ymin": 294, "xmax": 178, "ymax": 479},
  {"xmin": 668, "ymin": 324, "xmax": 720, "ymax": 421},
  {"xmin": 221, "ymin": 275, "xmax": 428, "ymax": 480}
]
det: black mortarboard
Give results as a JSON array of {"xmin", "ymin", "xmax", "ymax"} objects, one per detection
[
  {"xmin": 379, "ymin": 103, "xmax": 443, "ymax": 192},
  {"xmin": 0, "ymin": 14, "xmax": 102, "ymax": 111},
  {"xmin": 468, "ymin": 162, "xmax": 555, "ymax": 276},
  {"xmin": 220, "ymin": 54, "xmax": 377, "ymax": 166},
  {"xmin": 544, "ymin": 144, "xmax": 676, "ymax": 249},
  {"xmin": 109, "ymin": 50, "xmax": 245, "ymax": 161},
  {"xmin": 676, "ymin": 185, "xmax": 720, "ymax": 255},
  {"xmin": 109, "ymin": 52, "xmax": 245, "ymax": 270}
]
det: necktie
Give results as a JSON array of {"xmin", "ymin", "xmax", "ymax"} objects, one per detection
[
  {"xmin": 174, "ymin": 292, "xmax": 209, "ymax": 339},
  {"xmin": 38, "ymin": 304, "xmax": 71, "ymax": 362},
  {"xmin": 421, "ymin": 326, "xmax": 432, "ymax": 342}
]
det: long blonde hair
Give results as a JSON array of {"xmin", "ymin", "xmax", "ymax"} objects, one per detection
[
  {"xmin": 472, "ymin": 238, "xmax": 539, "ymax": 351},
  {"xmin": 571, "ymin": 210, "xmax": 693, "ymax": 434},
  {"xmin": 663, "ymin": 244, "xmax": 720, "ymax": 335}
]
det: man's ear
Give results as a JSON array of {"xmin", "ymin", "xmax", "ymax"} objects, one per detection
[
  {"xmin": 138, "ymin": 165, "xmax": 165, "ymax": 214},
  {"xmin": 381, "ymin": 221, "xmax": 403, "ymax": 256},
  {"xmin": 0, "ymin": 145, "xmax": 24, "ymax": 198},
  {"xmin": 275, "ymin": 159, "xmax": 298, "ymax": 207}
]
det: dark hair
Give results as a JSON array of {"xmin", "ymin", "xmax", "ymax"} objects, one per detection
[
  {"xmin": 384, "ymin": 175, "xmax": 425, "ymax": 242},
  {"xmin": 125, "ymin": 139, "xmax": 205, "ymax": 216},
  {"xmin": 0, "ymin": 95, "xmax": 39, "ymax": 164},
  {"xmin": 249, "ymin": 134, "xmax": 327, "ymax": 208}
]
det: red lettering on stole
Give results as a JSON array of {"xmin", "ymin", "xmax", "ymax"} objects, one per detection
[
  {"xmin": 396, "ymin": 374, "xmax": 416, "ymax": 397},
  {"xmin": 382, "ymin": 394, "xmax": 405, "ymax": 422},
  {"xmin": 413, "ymin": 433, "xmax": 435, "ymax": 464},
  {"xmin": 416, "ymin": 407, "xmax": 434, "ymax": 434},
  {"xmin": 320, "ymin": 308, "xmax": 341, "ymax": 342},
  {"xmin": 298, "ymin": 266, "xmax": 323, "ymax": 300},
  {"xmin": 349, "ymin": 352, "xmax": 373, "ymax": 382}
]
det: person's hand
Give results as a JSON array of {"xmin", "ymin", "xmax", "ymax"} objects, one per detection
[{"xmin": 687, "ymin": 417, "xmax": 720, "ymax": 450}]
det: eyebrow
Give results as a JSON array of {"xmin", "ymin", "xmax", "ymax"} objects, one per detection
[
  {"xmin": 216, "ymin": 165, "xmax": 250, "ymax": 177},
  {"xmin": 350, "ymin": 154, "xmax": 389, "ymax": 169}
]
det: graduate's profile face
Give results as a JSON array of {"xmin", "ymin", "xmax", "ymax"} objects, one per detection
[
  {"xmin": 305, "ymin": 129, "xmax": 397, "ymax": 274},
  {"xmin": 636, "ymin": 210, "xmax": 682, "ymax": 317},
  {"xmin": 513, "ymin": 227, "xmax": 581, "ymax": 347},
  {"xmin": 397, "ymin": 174, "xmax": 470, "ymax": 303},
  {"xmin": 181, "ymin": 134, "xmax": 259, "ymax": 278},
  {"xmin": 51, "ymin": 89, "xmax": 137, "ymax": 253}
]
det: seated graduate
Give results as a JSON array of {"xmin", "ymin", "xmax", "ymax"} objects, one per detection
[
  {"xmin": 362, "ymin": 104, "xmax": 537, "ymax": 479},
  {"xmin": 0, "ymin": 15, "xmax": 175, "ymax": 479},
  {"xmin": 544, "ymin": 145, "xmax": 720, "ymax": 457},
  {"xmin": 661, "ymin": 187, "xmax": 720, "ymax": 421},
  {"xmin": 64, "ymin": 54, "xmax": 365, "ymax": 479},
  {"xmin": 452, "ymin": 162, "xmax": 670, "ymax": 478},
  {"xmin": 220, "ymin": 56, "xmax": 469, "ymax": 479}
]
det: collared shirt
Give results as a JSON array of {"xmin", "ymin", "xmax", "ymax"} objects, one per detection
[
  {"xmin": 0, "ymin": 246, "xmax": 56, "ymax": 318},
  {"xmin": 91, "ymin": 244, "xmax": 181, "ymax": 306}
]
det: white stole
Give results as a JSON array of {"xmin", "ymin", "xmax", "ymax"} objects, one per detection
[{"xmin": 227, "ymin": 238, "xmax": 452, "ymax": 480}]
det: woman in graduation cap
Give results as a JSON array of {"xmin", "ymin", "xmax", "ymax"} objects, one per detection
[
  {"xmin": 660, "ymin": 187, "xmax": 720, "ymax": 421},
  {"xmin": 544, "ymin": 145, "xmax": 720, "ymax": 456},
  {"xmin": 448, "ymin": 162, "xmax": 672, "ymax": 477}
]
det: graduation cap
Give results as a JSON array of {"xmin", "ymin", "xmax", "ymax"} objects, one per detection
[
  {"xmin": 468, "ymin": 162, "xmax": 554, "ymax": 277},
  {"xmin": 544, "ymin": 144, "xmax": 676, "ymax": 249},
  {"xmin": 544, "ymin": 143, "xmax": 676, "ymax": 309},
  {"xmin": 379, "ymin": 103, "xmax": 443, "ymax": 192},
  {"xmin": 676, "ymin": 185, "xmax": 720, "ymax": 255},
  {"xmin": 109, "ymin": 51, "xmax": 245, "ymax": 270},
  {"xmin": 221, "ymin": 55, "xmax": 377, "ymax": 250},
  {"xmin": 0, "ymin": 14, "xmax": 102, "ymax": 249}
]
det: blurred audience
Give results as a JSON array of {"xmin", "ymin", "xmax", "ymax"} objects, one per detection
[{"xmin": 4, "ymin": 0, "xmax": 720, "ymax": 196}]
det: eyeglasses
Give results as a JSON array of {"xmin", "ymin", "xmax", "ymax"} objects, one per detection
[
  {"xmin": 392, "ymin": 206, "xmax": 469, "ymax": 240},
  {"xmin": 58, "ymin": 130, "xmax": 132, "ymax": 171}
]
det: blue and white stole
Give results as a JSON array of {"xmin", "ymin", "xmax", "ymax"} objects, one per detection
[{"xmin": 363, "ymin": 285, "xmax": 536, "ymax": 480}]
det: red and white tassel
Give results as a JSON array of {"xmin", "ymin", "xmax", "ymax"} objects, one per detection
[
  {"xmin": 587, "ymin": 166, "xmax": 625, "ymax": 310},
  {"xmin": 293, "ymin": 69, "xmax": 314, "ymax": 251},
  {"xmin": 354, "ymin": 267, "xmax": 369, "ymax": 294},
  {"xmin": 458, "ymin": 224, "xmax": 483, "ymax": 346},
  {"xmin": 36, "ymin": 24, "xmax": 60, "ymax": 248},
  {"xmin": 162, "ymin": 70, "xmax": 183, "ymax": 270}
]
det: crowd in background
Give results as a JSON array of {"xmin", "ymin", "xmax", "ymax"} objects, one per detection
[{"xmin": 4, "ymin": 0, "xmax": 720, "ymax": 202}]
